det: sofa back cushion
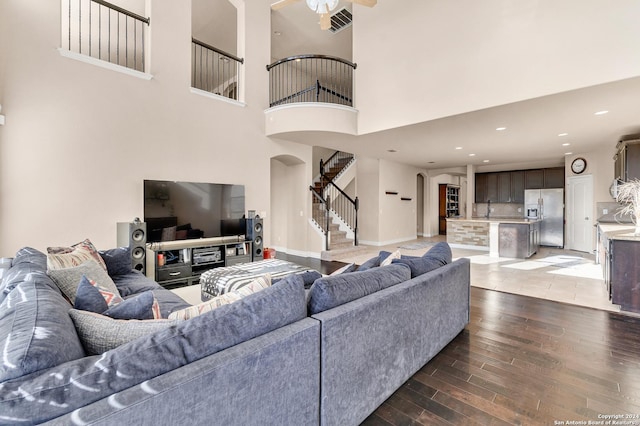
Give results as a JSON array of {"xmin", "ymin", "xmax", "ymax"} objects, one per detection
[
  {"xmin": 99, "ymin": 246, "xmax": 133, "ymax": 276},
  {"xmin": 391, "ymin": 242, "xmax": 452, "ymax": 278},
  {"xmin": 1, "ymin": 247, "xmax": 50, "ymax": 305},
  {"xmin": 0, "ymin": 277, "xmax": 308, "ymax": 422},
  {"xmin": 0, "ymin": 248, "xmax": 85, "ymax": 382},
  {"xmin": 308, "ymin": 263, "xmax": 411, "ymax": 315}
]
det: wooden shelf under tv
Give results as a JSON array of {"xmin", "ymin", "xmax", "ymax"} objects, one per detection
[{"xmin": 145, "ymin": 236, "xmax": 253, "ymax": 289}]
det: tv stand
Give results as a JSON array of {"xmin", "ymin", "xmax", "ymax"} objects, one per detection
[{"xmin": 145, "ymin": 236, "xmax": 253, "ymax": 289}]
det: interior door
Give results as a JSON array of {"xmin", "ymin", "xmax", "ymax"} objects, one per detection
[{"xmin": 567, "ymin": 175, "xmax": 594, "ymax": 252}]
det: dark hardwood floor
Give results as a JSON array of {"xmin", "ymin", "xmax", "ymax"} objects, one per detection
[
  {"xmin": 275, "ymin": 252, "xmax": 640, "ymax": 424},
  {"xmin": 362, "ymin": 287, "xmax": 640, "ymax": 425}
]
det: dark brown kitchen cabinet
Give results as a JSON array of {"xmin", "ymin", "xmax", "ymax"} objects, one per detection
[
  {"xmin": 510, "ymin": 171, "xmax": 525, "ymax": 203},
  {"xmin": 610, "ymin": 239, "xmax": 640, "ymax": 314},
  {"xmin": 615, "ymin": 137, "xmax": 640, "ymax": 181},
  {"xmin": 486, "ymin": 173, "xmax": 499, "ymax": 202},
  {"xmin": 543, "ymin": 167, "xmax": 565, "ymax": 188},
  {"xmin": 525, "ymin": 169, "xmax": 544, "ymax": 189},
  {"xmin": 497, "ymin": 172, "xmax": 511, "ymax": 202},
  {"xmin": 475, "ymin": 174, "xmax": 488, "ymax": 203},
  {"xmin": 476, "ymin": 167, "xmax": 564, "ymax": 203}
]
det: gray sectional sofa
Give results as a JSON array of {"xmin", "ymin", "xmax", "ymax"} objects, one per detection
[{"xmin": 0, "ymin": 242, "xmax": 470, "ymax": 425}]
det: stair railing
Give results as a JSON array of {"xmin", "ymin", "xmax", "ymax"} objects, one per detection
[
  {"xmin": 63, "ymin": 0, "xmax": 150, "ymax": 72},
  {"xmin": 266, "ymin": 54, "xmax": 356, "ymax": 108},
  {"xmin": 322, "ymin": 151, "xmax": 354, "ymax": 179},
  {"xmin": 310, "ymin": 186, "xmax": 330, "ymax": 251},
  {"xmin": 317, "ymin": 157, "xmax": 359, "ymax": 246}
]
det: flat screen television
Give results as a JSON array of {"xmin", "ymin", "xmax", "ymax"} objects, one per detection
[{"xmin": 143, "ymin": 180, "xmax": 246, "ymax": 243}]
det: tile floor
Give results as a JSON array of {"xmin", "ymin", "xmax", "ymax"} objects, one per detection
[
  {"xmin": 174, "ymin": 237, "xmax": 621, "ymax": 314},
  {"xmin": 330, "ymin": 236, "xmax": 621, "ymax": 313}
]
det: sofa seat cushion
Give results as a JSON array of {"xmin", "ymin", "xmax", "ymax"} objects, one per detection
[
  {"xmin": 391, "ymin": 242, "xmax": 453, "ymax": 278},
  {"xmin": 308, "ymin": 263, "xmax": 411, "ymax": 315},
  {"xmin": 0, "ymin": 279, "xmax": 85, "ymax": 382},
  {"xmin": 0, "ymin": 277, "xmax": 307, "ymax": 423}
]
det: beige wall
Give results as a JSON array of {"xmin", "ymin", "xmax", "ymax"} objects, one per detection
[
  {"xmin": 564, "ymin": 143, "xmax": 617, "ymax": 251},
  {"xmin": 355, "ymin": 156, "xmax": 380, "ymax": 244},
  {"xmin": 0, "ymin": 1, "xmax": 628, "ymax": 257},
  {"xmin": 0, "ymin": 0, "xmax": 310, "ymax": 256},
  {"xmin": 353, "ymin": 0, "xmax": 640, "ymax": 135}
]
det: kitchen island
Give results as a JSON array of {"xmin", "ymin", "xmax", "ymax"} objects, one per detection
[
  {"xmin": 446, "ymin": 217, "xmax": 542, "ymax": 258},
  {"xmin": 597, "ymin": 222, "xmax": 640, "ymax": 314}
]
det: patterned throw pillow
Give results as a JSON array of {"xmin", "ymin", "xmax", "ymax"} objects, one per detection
[
  {"xmin": 74, "ymin": 275, "xmax": 119, "ymax": 313},
  {"xmin": 74, "ymin": 275, "xmax": 160, "ymax": 320},
  {"xmin": 47, "ymin": 239, "xmax": 108, "ymax": 272},
  {"xmin": 104, "ymin": 291, "xmax": 160, "ymax": 320},
  {"xmin": 169, "ymin": 274, "xmax": 271, "ymax": 320},
  {"xmin": 48, "ymin": 259, "xmax": 120, "ymax": 304},
  {"xmin": 68, "ymin": 309, "xmax": 182, "ymax": 355}
]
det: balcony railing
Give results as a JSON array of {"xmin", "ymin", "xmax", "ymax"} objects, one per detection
[
  {"xmin": 192, "ymin": 38, "xmax": 244, "ymax": 101},
  {"xmin": 63, "ymin": 0, "xmax": 150, "ymax": 72},
  {"xmin": 266, "ymin": 55, "xmax": 356, "ymax": 108}
]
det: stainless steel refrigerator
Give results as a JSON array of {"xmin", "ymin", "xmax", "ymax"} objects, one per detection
[{"xmin": 524, "ymin": 188, "xmax": 564, "ymax": 247}]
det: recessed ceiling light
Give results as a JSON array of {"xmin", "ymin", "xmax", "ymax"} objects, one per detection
[
  {"xmin": 594, "ymin": 110, "xmax": 609, "ymax": 115},
  {"xmin": 455, "ymin": 147, "xmax": 463, "ymax": 150},
  {"xmin": 387, "ymin": 149, "xmax": 397, "ymax": 153},
  {"xmin": 558, "ymin": 133, "xmax": 568, "ymax": 137},
  {"xmin": 565, "ymin": 152, "xmax": 573, "ymax": 155},
  {"xmin": 562, "ymin": 143, "xmax": 570, "ymax": 146},
  {"xmin": 496, "ymin": 127, "xmax": 507, "ymax": 131},
  {"xmin": 428, "ymin": 161, "xmax": 436, "ymax": 164},
  {"xmin": 483, "ymin": 160, "xmax": 490, "ymax": 163},
  {"xmin": 469, "ymin": 153, "xmax": 476, "ymax": 157}
]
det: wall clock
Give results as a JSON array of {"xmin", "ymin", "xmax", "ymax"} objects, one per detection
[{"xmin": 571, "ymin": 157, "xmax": 587, "ymax": 174}]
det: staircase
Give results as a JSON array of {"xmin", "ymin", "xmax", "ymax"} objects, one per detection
[{"xmin": 310, "ymin": 151, "xmax": 358, "ymax": 251}]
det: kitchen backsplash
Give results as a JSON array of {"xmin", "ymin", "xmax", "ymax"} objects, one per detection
[{"xmin": 473, "ymin": 203, "xmax": 524, "ymax": 218}]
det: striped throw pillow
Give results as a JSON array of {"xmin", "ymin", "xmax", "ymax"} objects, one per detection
[{"xmin": 168, "ymin": 274, "xmax": 271, "ymax": 320}]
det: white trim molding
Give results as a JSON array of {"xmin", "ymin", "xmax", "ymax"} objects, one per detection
[
  {"xmin": 58, "ymin": 48, "xmax": 153, "ymax": 80},
  {"xmin": 189, "ymin": 88, "xmax": 246, "ymax": 107}
]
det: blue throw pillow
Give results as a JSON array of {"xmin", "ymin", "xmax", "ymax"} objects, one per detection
[
  {"xmin": 308, "ymin": 263, "xmax": 411, "ymax": 315},
  {"xmin": 99, "ymin": 247, "xmax": 133, "ymax": 276},
  {"xmin": 272, "ymin": 270, "xmax": 322, "ymax": 289},
  {"xmin": 74, "ymin": 275, "xmax": 110, "ymax": 313},
  {"xmin": 356, "ymin": 255, "xmax": 380, "ymax": 271},
  {"xmin": 104, "ymin": 291, "xmax": 156, "ymax": 320}
]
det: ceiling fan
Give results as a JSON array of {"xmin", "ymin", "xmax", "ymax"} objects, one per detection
[{"xmin": 271, "ymin": 0, "xmax": 377, "ymax": 30}]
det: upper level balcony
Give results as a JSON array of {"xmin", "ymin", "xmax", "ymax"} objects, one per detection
[{"xmin": 264, "ymin": 54, "xmax": 358, "ymax": 137}]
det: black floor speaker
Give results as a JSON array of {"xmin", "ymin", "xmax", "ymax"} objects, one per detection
[
  {"xmin": 117, "ymin": 219, "xmax": 147, "ymax": 274},
  {"xmin": 246, "ymin": 217, "xmax": 263, "ymax": 261}
]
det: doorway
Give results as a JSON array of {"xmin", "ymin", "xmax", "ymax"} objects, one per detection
[
  {"xmin": 416, "ymin": 174, "xmax": 424, "ymax": 236},
  {"xmin": 567, "ymin": 174, "xmax": 594, "ymax": 252}
]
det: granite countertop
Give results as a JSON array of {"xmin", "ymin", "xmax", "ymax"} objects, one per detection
[
  {"xmin": 447, "ymin": 217, "xmax": 542, "ymax": 224},
  {"xmin": 597, "ymin": 223, "xmax": 640, "ymax": 241}
]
